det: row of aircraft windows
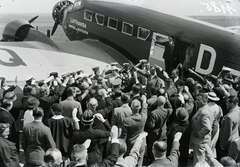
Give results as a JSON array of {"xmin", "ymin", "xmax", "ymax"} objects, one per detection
[{"xmin": 84, "ymin": 9, "xmax": 150, "ymax": 41}]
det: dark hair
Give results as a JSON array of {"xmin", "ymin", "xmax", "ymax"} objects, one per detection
[
  {"xmin": 1, "ymin": 100, "xmax": 12, "ymax": 109},
  {"xmin": 51, "ymin": 103, "xmax": 63, "ymax": 115},
  {"xmin": 32, "ymin": 107, "xmax": 44, "ymax": 118},
  {"xmin": 0, "ymin": 123, "xmax": 10, "ymax": 134},
  {"xmin": 132, "ymin": 84, "xmax": 141, "ymax": 94},
  {"xmin": 197, "ymin": 93, "xmax": 208, "ymax": 103},
  {"xmin": 114, "ymin": 90, "xmax": 122, "ymax": 98},
  {"xmin": 151, "ymin": 86, "xmax": 158, "ymax": 96},
  {"xmin": 227, "ymin": 96, "xmax": 239, "ymax": 105},
  {"xmin": 121, "ymin": 94, "xmax": 130, "ymax": 104},
  {"xmin": 66, "ymin": 87, "xmax": 75, "ymax": 97}
]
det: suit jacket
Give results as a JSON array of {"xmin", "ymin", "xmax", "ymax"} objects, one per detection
[
  {"xmin": 111, "ymin": 103, "xmax": 132, "ymax": 129},
  {"xmin": 148, "ymin": 141, "xmax": 180, "ymax": 167},
  {"xmin": 220, "ymin": 106, "xmax": 240, "ymax": 150},
  {"xmin": 146, "ymin": 75, "xmax": 164, "ymax": 99},
  {"xmin": 60, "ymin": 96, "xmax": 82, "ymax": 119},
  {"xmin": 190, "ymin": 104, "xmax": 214, "ymax": 147},
  {"xmin": 0, "ymin": 137, "xmax": 20, "ymax": 167},
  {"xmin": 22, "ymin": 120, "xmax": 56, "ymax": 165},
  {"xmin": 120, "ymin": 103, "xmax": 147, "ymax": 155},
  {"xmin": 228, "ymin": 137, "xmax": 240, "ymax": 162},
  {"xmin": 69, "ymin": 122, "xmax": 111, "ymax": 166}
]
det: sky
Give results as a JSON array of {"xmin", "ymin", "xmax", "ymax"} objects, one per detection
[{"xmin": 0, "ymin": 0, "xmax": 73, "ymax": 13}]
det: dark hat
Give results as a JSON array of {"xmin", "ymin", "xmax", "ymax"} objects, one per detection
[
  {"xmin": 50, "ymin": 72, "xmax": 58, "ymax": 78},
  {"xmin": 26, "ymin": 97, "xmax": 40, "ymax": 109},
  {"xmin": 81, "ymin": 109, "xmax": 94, "ymax": 125},
  {"xmin": 80, "ymin": 82, "xmax": 89, "ymax": 90},
  {"xmin": 3, "ymin": 91, "xmax": 17, "ymax": 102},
  {"xmin": 207, "ymin": 92, "xmax": 220, "ymax": 101},
  {"xmin": 111, "ymin": 78, "xmax": 122, "ymax": 86},
  {"xmin": 72, "ymin": 87, "xmax": 81, "ymax": 95},
  {"xmin": 176, "ymin": 107, "xmax": 189, "ymax": 121},
  {"xmin": 123, "ymin": 62, "xmax": 130, "ymax": 67},
  {"xmin": 92, "ymin": 66, "xmax": 100, "ymax": 72}
]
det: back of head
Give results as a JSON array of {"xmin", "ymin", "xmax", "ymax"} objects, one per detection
[
  {"xmin": 197, "ymin": 93, "xmax": 208, "ymax": 103},
  {"xmin": 151, "ymin": 86, "xmax": 158, "ymax": 96},
  {"xmin": 220, "ymin": 156, "xmax": 237, "ymax": 167},
  {"xmin": 44, "ymin": 148, "xmax": 62, "ymax": 165},
  {"xmin": 66, "ymin": 87, "xmax": 75, "ymax": 97},
  {"xmin": 132, "ymin": 84, "xmax": 141, "ymax": 94},
  {"xmin": 33, "ymin": 107, "xmax": 44, "ymax": 118},
  {"xmin": 153, "ymin": 141, "xmax": 167, "ymax": 158},
  {"xmin": 51, "ymin": 103, "xmax": 63, "ymax": 115},
  {"xmin": 114, "ymin": 90, "xmax": 122, "ymax": 98},
  {"xmin": 88, "ymin": 98, "xmax": 98, "ymax": 110},
  {"xmin": 0, "ymin": 123, "xmax": 10, "ymax": 134},
  {"xmin": 131, "ymin": 99, "xmax": 141, "ymax": 112},
  {"xmin": 157, "ymin": 88, "xmax": 165, "ymax": 97},
  {"xmin": 81, "ymin": 109, "xmax": 94, "ymax": 126},
  {"xmin": 71, "ymin": 144, "xmax": 88, "ymax": 162},
  {"xmin": 119, "ymin": 139, "xmax": 127, "ymax": 156},
  {"xmin": 157, "ymin": 96, "xmax": 166, "ymax": 107},
  {"xmin": 227, "ymin": 96, "xmax": 239, "ymax": 106},
  {"xmin": 121, "ymin": 93, "xmax": 130, "ymax": 104}
]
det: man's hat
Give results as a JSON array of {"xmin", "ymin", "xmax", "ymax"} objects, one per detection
[
  {"xmin": 111, "ymin": 62, "xmax": 118, "ymax": 66},
  {"xmin": 223, "ymin": 77, "xmax": 234, "ymax": 84},
  {"xmin": 139, "ymin": 59, "xmax": 148, "ymax": 64},
  {"xmin": 81, "ymin": 109, "xmax": 94, "ymax": 125},
  {"xmin": 207, "ymin": 92, "xmax": 220, "ymax": 101},
  {"xmin": 222, "ymin": 67, "xmax": 231, "ymax": 72},
  {"xmin": 25, "ymin": 75, "xmax": 33, "ymax": 81},
  {"xmin": 80, "ymin": 82, "xmax": 89, "ymax": 90},
  {"xmin": 111, "ymin": 78, "xmax": 122, "ymax": 86},
  {"xmin": 3, "ymin": 91, "xmax": 17, "ymax": 102},
  {"xmin": 26, "ymin": 97, "xmax": 40, "ymax": 109},
  {"xmin": 123, "ymin": 62, "xmax": 130, "ymax": 67},
  {"xmin": 176, "ymin": 107, "xmax": 189, "ymax": 122}
]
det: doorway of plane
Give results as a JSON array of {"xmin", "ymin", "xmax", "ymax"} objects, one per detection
[{"xmin": 148, "ymin": 32, "xmax": 169, "ymax": 70}]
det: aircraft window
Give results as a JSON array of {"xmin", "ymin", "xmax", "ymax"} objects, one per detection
[
  {"xmin": 84, "ymin": 10, "xmax": 93, "ymax": 21},
  {"xmin": 107, "ymin": 17, "xmax": 118, "ymax": 30},
  {"xmin": 122, "ymin": 22, "xmax": 133, "ymax": 36},
  {"xmin": 137, "ymin": 27, "xmax": 150, "ymax": 40},
  {"xmin": 95, "ymin": 13, "xmax": 105, "ymax": 26}
]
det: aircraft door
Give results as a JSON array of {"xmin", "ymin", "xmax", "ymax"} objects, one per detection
[{"xmin": 149, "ymin": 32, "xmax": 169, "ymax": 69}]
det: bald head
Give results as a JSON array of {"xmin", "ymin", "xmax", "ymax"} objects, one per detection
[
  {"xmin": 131, "ymin": 99, "xmax": 141, "ymax": 113},
  {"xmin": 44, "ymin": 148, "xmax": 62, "ymax": 167},
  {"xmin": 88, "ymin": 98, "xmax": 98, "ymax": 110},
  {"xmin": 152, "ymin": 141, "xmax": 167, "ymax": 158},
  {"xmin": 157, "ymin": 96, "xmax": 166, "ymax": 107}
]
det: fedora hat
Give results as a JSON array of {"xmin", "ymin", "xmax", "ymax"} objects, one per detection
[
  {"xmin": 26, "ymin": 97, "xmax": 40, "ymax": 109},
  {"xmin": 3, "ymin": 91, "xmax": 17, "ymax": 102},
  {"xmin": 207, "ymin": 92, "xmax": 220, "ymax": 101},
  {"xmin": 176, "ymin": 107, "xmax": 189, "ymax": 122}
]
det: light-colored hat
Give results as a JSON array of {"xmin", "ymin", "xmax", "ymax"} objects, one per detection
[
  {"xmin": 176, "ymin": 107, "xmax": 189, "ymax": 121},
  {"xmin": 207, "ymin": 92, "xmax": 220, "ymax": 101},
  {"xmin": 139, "ymin": 59, "xmax": 148, "ymax": 63},
  {"xmin": 110, "ymin": 66, "xmax": 120, "ymax": 71},
  {"xmin": 110, "ymin": 62, "xmax": 118, "ymax": 66},
  {"xmin": 25, "ymin": 75, "xmax": 33, "ymax": 81},
  {"xmin": 4, "ymin": 91, "xmax": 17, "ymax": 102},
  {"xmin": 26, "ymin": 97, "xmax": 40, "ymax": 109},
  {"xmin": 222, "ymin": 67, "xmax": 231, "ymax": 72}
]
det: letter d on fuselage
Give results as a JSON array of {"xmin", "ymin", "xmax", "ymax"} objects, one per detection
[{"xmin": 195, "ymin": 44, "xmax": 216, "ymax": 74}]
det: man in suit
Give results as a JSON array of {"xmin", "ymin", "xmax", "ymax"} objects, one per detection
[
  {"xmin": 171, "ymin": 69, "xmax": 184, "ymax": 88},
  {"xmin": 22, "ymin": 107, "xmax": 56, "ymax": 167},
  {"xmin": 147, "ymin": 132, "xmax": 182, "ymax": 167},
  {"xmin": 60, "ymin": 87, "xmax": 82, "ymax": 120},
  {"xmin": 111, "ymin": 94, "xmax": 132, "ymax": 135},
  {"xmin": 69, "ymin": 110, "xmax": 111, "ymax": 166},
  {"xmin": 219, "ymin": 96, "xmax": 240, "ymax": 157},
  {"xmin": 190, "ymin": 93, "xmax": 214, "ymax": 166},
  {"xmin": 68, "ymin": 126, "xmax": 120, "ymax": 167},
  {"xmin": 145, "ymin": 96, "xmax": 173, "ymax": 162},
  {"xmin": 120, "ymin": 97, "xmax": 148, "ymax": 167},
  {"xmin": 43, "ymin": 148, "xmax": 63, "ymax": 167}
]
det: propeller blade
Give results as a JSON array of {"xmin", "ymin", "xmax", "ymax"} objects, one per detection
[
  {"xmin": 51, "ymin": 22, "xmax": 58, "ymax": 36},
  {"xmin": 29, "ymin": 15, "xmax": 39, "ymax": 23}
]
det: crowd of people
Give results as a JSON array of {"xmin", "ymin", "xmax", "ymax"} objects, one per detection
[{"xmin": 0, "ymin": 59, "xmax": 240, "ymax": 167}]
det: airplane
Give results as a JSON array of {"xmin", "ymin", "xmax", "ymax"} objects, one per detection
[{"xmin": 49, "ymin": 0, "xmax": 240, "ymax": 77}]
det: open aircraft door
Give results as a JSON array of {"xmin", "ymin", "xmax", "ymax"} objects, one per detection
[{"xmin": 149, "ymin": 32, "xmax": 169, "ymax": 69}]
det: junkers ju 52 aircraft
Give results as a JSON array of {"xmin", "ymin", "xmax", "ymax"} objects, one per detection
[
  {"xmin": 50, "ymin": 0, "xmax": 240, "ymax": 76},
  {"xmin": 0, "ymin": 0, "xmax": 240, "ymax": 84}
]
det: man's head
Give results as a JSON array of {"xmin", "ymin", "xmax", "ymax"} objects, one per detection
[
  {"xmin": 26, "ymin": 97, "xmax": 40, "ymax": 110},
  {"xmin": 156, "ymin": 96, "xmax": 166, "ymax": 107},
  {"xmin": 44, "ymin": 148, "xmax": 63, "ymax": 167},
  {"xmin": 51, "ymin": 103, "xmax": 63, "ymax": 116},
  {"xmin": 150, "ymin": 66, "xmax": 156, "ymax": 76},
  {"xmin": 121, "ymin": 93, "xmax": 130, "ymax": 104},
  {"xmin": 40, "ymin": 85, "xmax": 50, "ymax": 96},
  {"xmin": 66, "ymin": 87, "xmax": 76, "ymax": 97},
  {"xmin": 87, "ymin": 98, "xmax": 98, "ymax": 111},
  {"xmin": 33, "ymin": 107, "xmax": 44, "ymax": 119},
  {"xmin": 119, "ymin": 139, "xmax": 127, "ymax": 157},
  {"xmin": 152, "ymin": 141, "xmax": 167, "ymax": 159},
  {"xmin": 71, "ymin": 140, "xmax": 91, "ymax": 164},
  {"xmin": 131, "ymin": 99, "xmax": 141, "ymax": 113},
  {"xmin": 171, "ymin": 69, "xmax": 179, "ymax": 79},
  {"xmin": 226, "ymin": 96, "xmax": 239, "ymax": 111},
  {"xmin": 150, "ymin": 86, "xmax": 158, "ymax": 96},
  {"xmin": 196, "ymin": 93, "xmax": 208, "ymax": 109},
  {"xmin": 132, "ymin": 84, "xmax": 141, "ymax": 95}
]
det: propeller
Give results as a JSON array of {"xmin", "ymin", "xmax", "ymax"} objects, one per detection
[
  {"xmin": 28, "ymin": 15, "xmax": 39, "ymax": 24},
  {"xmin": 51, "ymin": 0, "xmax": 73, "ymax": 36}
]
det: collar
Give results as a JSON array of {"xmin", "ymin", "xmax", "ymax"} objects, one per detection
[
  {"xmin": 67, "ymin": 96, "xmax": 74, "ymax": 100},
  {"xmin": 52, "ymin": 115, "xmax": 64, "ymax": 119},
  {"xmin": 173, "ymin": 76, "xmax": 179, "ymax": 83},
  {"xmin": 122, "ymin": 103, "xmax": 129, "ymax": 107}
]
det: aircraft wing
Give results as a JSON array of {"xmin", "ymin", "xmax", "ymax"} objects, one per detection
[{"xmin": 0, "ymin": 41, "xmax": 118, "ymax": 85}]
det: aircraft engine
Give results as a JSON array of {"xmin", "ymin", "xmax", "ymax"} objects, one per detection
[
  {"xmin": 1, "ymin": 16, "xmax": 38, "ymax": 41},
  {"xmin": 51, "ymin": 0, "xmax": 73, "ymax": 36}
]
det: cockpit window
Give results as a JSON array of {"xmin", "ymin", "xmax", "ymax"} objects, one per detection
[
  {"xmin": 95, "ymin": 13, "xmax": 105, "ymax": 26},
  {"xmin": 122, "ymin": 22, "xmax": 133, "ymax": 36},
  {"xmin": 107, "ymin": 17, "xmax": 118, "ymax": 30},
  {"xmin": 137, "ymin": 27, "xmax": 150, "ymax": 40},
  {"xmin": 84, "ymin": 10, "xmax": 93, "ymax": 21}
]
